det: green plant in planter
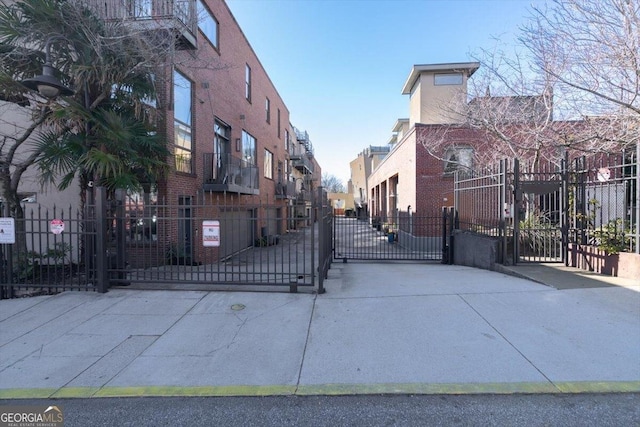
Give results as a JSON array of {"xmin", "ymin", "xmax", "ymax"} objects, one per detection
[
  {"xmin": 45, "ymin": 242, "xmax": 71, "ymax": 264},
  {"xmin": 591, "ymin": 219, "xmax": 632, "ymax": 255}
]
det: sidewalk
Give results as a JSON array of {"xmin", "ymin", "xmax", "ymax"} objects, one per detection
[{"xmin": 0, "ymin": 262, "xmax": 639, "ymax": 399}]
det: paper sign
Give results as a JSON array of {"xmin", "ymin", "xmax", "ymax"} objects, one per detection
[
  {"xmin": 202, "ymin": 220, "xmax": 220, "ymax": 247},
  {"xmin": 0, "ymin": 217, "xmax": 15, "ymax": 244}
]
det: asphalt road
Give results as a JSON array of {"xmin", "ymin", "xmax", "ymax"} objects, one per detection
[{"xmin": 3, "ymin": 393, "xmax": 639, "ymax": 426}]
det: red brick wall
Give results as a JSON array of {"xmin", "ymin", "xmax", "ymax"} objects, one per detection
[
  {"xmin": 414, "ymin": 124, "xmax": 487, "ymax": 217},
  {"xmin": 148, "ymin": 0, "xmax": 294, "ymax": 262}
]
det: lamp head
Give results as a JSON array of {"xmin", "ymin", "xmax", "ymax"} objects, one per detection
[{"xmin": 21, "ymin": 64, "xmax": 74, "ymax": 98}]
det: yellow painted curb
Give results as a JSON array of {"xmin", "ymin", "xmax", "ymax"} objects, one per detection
[
  {"xmin": 295, "ymin": 382, "xmax": 561, "ymax": 395},
  {"xmin": 554, "ymin": 381, "xmax": 640, "ymax": 393},
  {"xmin": 0, "ymin": 388, "xmax": 57, "ymax": 399},
  {"xmin": 50, "ymin": 387, "xmax": 101, "ymax": 398},
  {"xmin": 1, "ymin": 382, "xmax": 639, "ymax": 399},
  {"xmin": 93, "ymin": 385, "xmax": 296, "ymax": 398}
]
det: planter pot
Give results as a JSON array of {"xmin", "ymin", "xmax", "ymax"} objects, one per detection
[{"xmin": 568, "ymin": 244, "xmax": 640, "ymax": 281}]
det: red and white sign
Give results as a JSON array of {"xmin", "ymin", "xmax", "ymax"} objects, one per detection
[
  {"xmin": 202, "ymin": 220, "xmax": 220, "ymax": 247},
  {"xmin": 50, "ymin": 219, "xmax": 65, "ymax": 235}
]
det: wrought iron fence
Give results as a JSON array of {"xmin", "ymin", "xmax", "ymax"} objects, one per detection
[
  {"xmin": 1, "ymin": 187, "xmax": 332, "ymax": 298},
  {"xmin": 0, "ymin": 203, "xmax": 101, "ymax": 299},
  {"xmin": 454, "ymin": 147, "xmax": 639, "ymax": 265},
  {"xmin": 333, "ymin": 212, "xmax": 444, "ymax": 262},
  {"xmin": 105, "ymin": 189, "xmax": 329, "ymax": 292}
]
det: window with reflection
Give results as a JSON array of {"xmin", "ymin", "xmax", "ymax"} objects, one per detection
[
  {"xmin": 197, "ymin": 0, "xmax": 218, "ymax": 49},
  {"xmin": 173, "ymin": 69, "xmax": 192, "ymax": 173}
]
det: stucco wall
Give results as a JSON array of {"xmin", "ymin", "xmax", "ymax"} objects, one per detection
[{"xmin": 367, "ymin": 128, "xmax": 417, "ymax": 217}]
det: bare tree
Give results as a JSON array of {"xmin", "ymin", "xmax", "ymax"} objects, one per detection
[
  {"xmin": 523, "ymin": 0, "xmax": 639, "ymax": 120},
  {"xmin": 322, "ymin": 173, "xmax": 345, "ymax": 193},
  {"xmin": 419, "ymin": 0, "xmax": 639, "ymax": 171}
]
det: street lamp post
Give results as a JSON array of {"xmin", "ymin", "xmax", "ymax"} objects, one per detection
[{"xmin": 21, "ymin": 36, "xmax": 74, "ymax": 98}]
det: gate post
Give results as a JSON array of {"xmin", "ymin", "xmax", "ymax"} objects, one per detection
[
  {"xmin": 561, "ymin": 152, "xmax": 569, "ymax": 265},
  {"xmin": 499, "ymin": 159, "xmax": 507, "ymax": 265},
  {"xmin": 441, "ymin": 207, "xmax": 448, "ymax": 264},
  {"xmin": 113, "ymin": 189, "xmax": 129, "ymax": 285},
  {"xmin": 95, "ymin": 187, "xmax": 108, "ymax": 293},
  {"xmin": 0, "ymin": 203, "xmax": 13, "ymax": 299},
  {"xmin": 441, "ymin": 207, "xmax": 457, "ymax": 265},
  {"xmin": 513, "ymin": 159, "xmax": 521, "ymax": 265},
  {"xmin": 449, "ymin": 208, "xmax": 457, "ymax": 265},
  {"xmin": 315, "ymin": 186, "xmax": 327, "ymax": 294}
]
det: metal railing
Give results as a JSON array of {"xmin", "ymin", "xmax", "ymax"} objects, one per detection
[
  {"xmin": 333, "ymin": 212, "xmax": 443, "ymax": 262},
  {"xmin": 454, "ymin": 147, "xmax": 639, "ymax": 265},
  {"xmin": 203, "ymin": 153, "xmax": 259, "ymax": 194},
  {"xmin": 1, "ymin": 187, "xmax": 333, "ymax": 298},
  {"xmin": 85, "ymin": 0, "xmax": 197, "ymax": 32}
]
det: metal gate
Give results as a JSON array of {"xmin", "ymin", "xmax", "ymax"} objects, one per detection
[
  {"xmin": 454, "ymin": 149, "xmax": 639, "ymax": 266},
  {"xmin": 105, "ymin": 189, "xmax": 330, "ymax": 293},
  {"xmin": 333, "ymin": 213, "xmax": 443, "ymax": 262},
  {"xmin": 512, "ymin": 159, "xmax": 565, "ymax": 263}
]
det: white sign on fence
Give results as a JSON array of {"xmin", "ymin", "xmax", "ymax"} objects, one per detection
[
  {"xmin": 202, "ymin": 220, "xmax": 220, "ymax": 247},
  {"xmin": 50, "ymin": 219, "xmax": 65, "ymax": 235},
  {"xmin": 0, "ymin": 217, "xmax": 15, "ymax": 244}
]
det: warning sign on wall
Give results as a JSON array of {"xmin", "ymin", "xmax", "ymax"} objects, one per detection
[{"xmin": 202, "ymin": 220, "xmax": 220, "ymax": 247}]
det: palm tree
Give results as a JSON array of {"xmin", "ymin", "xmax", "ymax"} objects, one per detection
[
  {"xmin": 1, "ymin": 0, "xmax": 170, "ymax": 207},
  {"xmin": 0, "ymin": 0, "xmax": 170, "ymax": 264}
]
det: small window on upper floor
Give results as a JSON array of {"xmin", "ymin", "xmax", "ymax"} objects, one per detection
[
  {"xmin": 245, "ymin": 64, "xmax": 252, "ymax": 102},
  {"xmin": 266, "ymin": 97, "xmax": 271, "ymax": 123},
  {"xmin": 434, "ymin": 73, "xmax": 463, "ymax": 86},
  {"xmin": 264, "ymin": 149, "xmax": 273, "ymax": 179},
  {"xmin": 197, "ymin": 0, "xmax": 218, "ymax": 49}
]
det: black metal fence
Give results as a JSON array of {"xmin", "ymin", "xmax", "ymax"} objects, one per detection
[
  {"xmin": 333, "ymin": 213, "xmax": 444, "ymax": 262},
  {"xmin": 0, "ymin": 201, "xmax": 102, "ymax": 299},
  {"xmin": 454, "ymin": 147, "xmax": 639, "ymax": 265},
  {"xmin": 1, "ymin": 187, "xmax": 333, "ymax": 298}
]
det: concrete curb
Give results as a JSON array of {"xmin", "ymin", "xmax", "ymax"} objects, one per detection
[{"xmin": 2, "ymin": 382, "xmax": 640, "ymax": 399}]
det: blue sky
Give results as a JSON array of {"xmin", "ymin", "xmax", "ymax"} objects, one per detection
[{"xmin": 226, "ymin": 0, "xmax": 541, "ymax": 185}]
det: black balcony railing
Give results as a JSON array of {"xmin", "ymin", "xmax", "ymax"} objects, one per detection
[
  {"xmin": 275, "ymin": 181, "xmax": 296, "ymax": 199},
  {"xmin": 85, "ymin": 0, "xmax": 197, "ymax": 49},
  {"xmin": 203, "ymin": 153, "xmax": 259, "ymax": 195},
  {"xmin": 290, "ymin": 154, "xmax": 314, "ymax": 173}
]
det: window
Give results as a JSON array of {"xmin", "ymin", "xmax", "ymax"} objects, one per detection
[
  {"xmin": 285, "ymin": 129, "xmax": 290, "ymax": 152},
  {"xmin": 443, "ymin": 147, "xmax": 473, "ymax": 175},
  {"xmin": 265, "ymin": 97, "xmax": 270, "ymax": 123},
  {"xmin": 131, "ymin": 0, "xmax": 152, "ymax": 18},
  {"xmin": 213, "ymin": 119, "xmax": 230, "ymax": 179},
  {"xmin": 277, "ymin": 109, "xmax": 281, "ymax": 138},
  {"xmin": 434, "ymin": 73, "xmax": 463, "ymax": 86},
  {"xmin": 242, "ymin": 130, "xmax": 256, "ymax": 165},
  {"xmin": 264, "ymin": 149, "xmax": 273, "ymax": 179},
  {"xmin": 197, "ymin": 0, "xmax": 218, "ymax": 49},
  {"xmin": 245, "ymin": 64, "xmax": 251, "ymax": 101},
  {"xmin": 173, "ymin": 69, "xmax": 192, "ymax": 173}
]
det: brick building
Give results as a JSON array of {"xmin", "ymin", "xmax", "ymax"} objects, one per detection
[
  {"xmin": 107, "ymin": 0, "xmax": 321, "ymax": 262},
  {"xmin": 5, "ymin": 0, "xmax": 320, "ymax": 263},
  {"xmin": 367, "ymin": 62, "xmax": 482, "ymax": 224}
]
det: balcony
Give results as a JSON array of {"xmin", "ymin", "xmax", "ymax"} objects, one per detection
[
  {"xmin": 275, "ymin": 181, "xmax": 296, "ymax": 200},
  {"xmin": 85, "ymin": 0, "xmax": 197, "ymax": 50},
  {"xmin": 203, "ymin": 153, "xmax": 259, "ymax": 195},
  {"xmin": 290, "ymin": 153, "xmax": 314, "ymax": 173}
]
